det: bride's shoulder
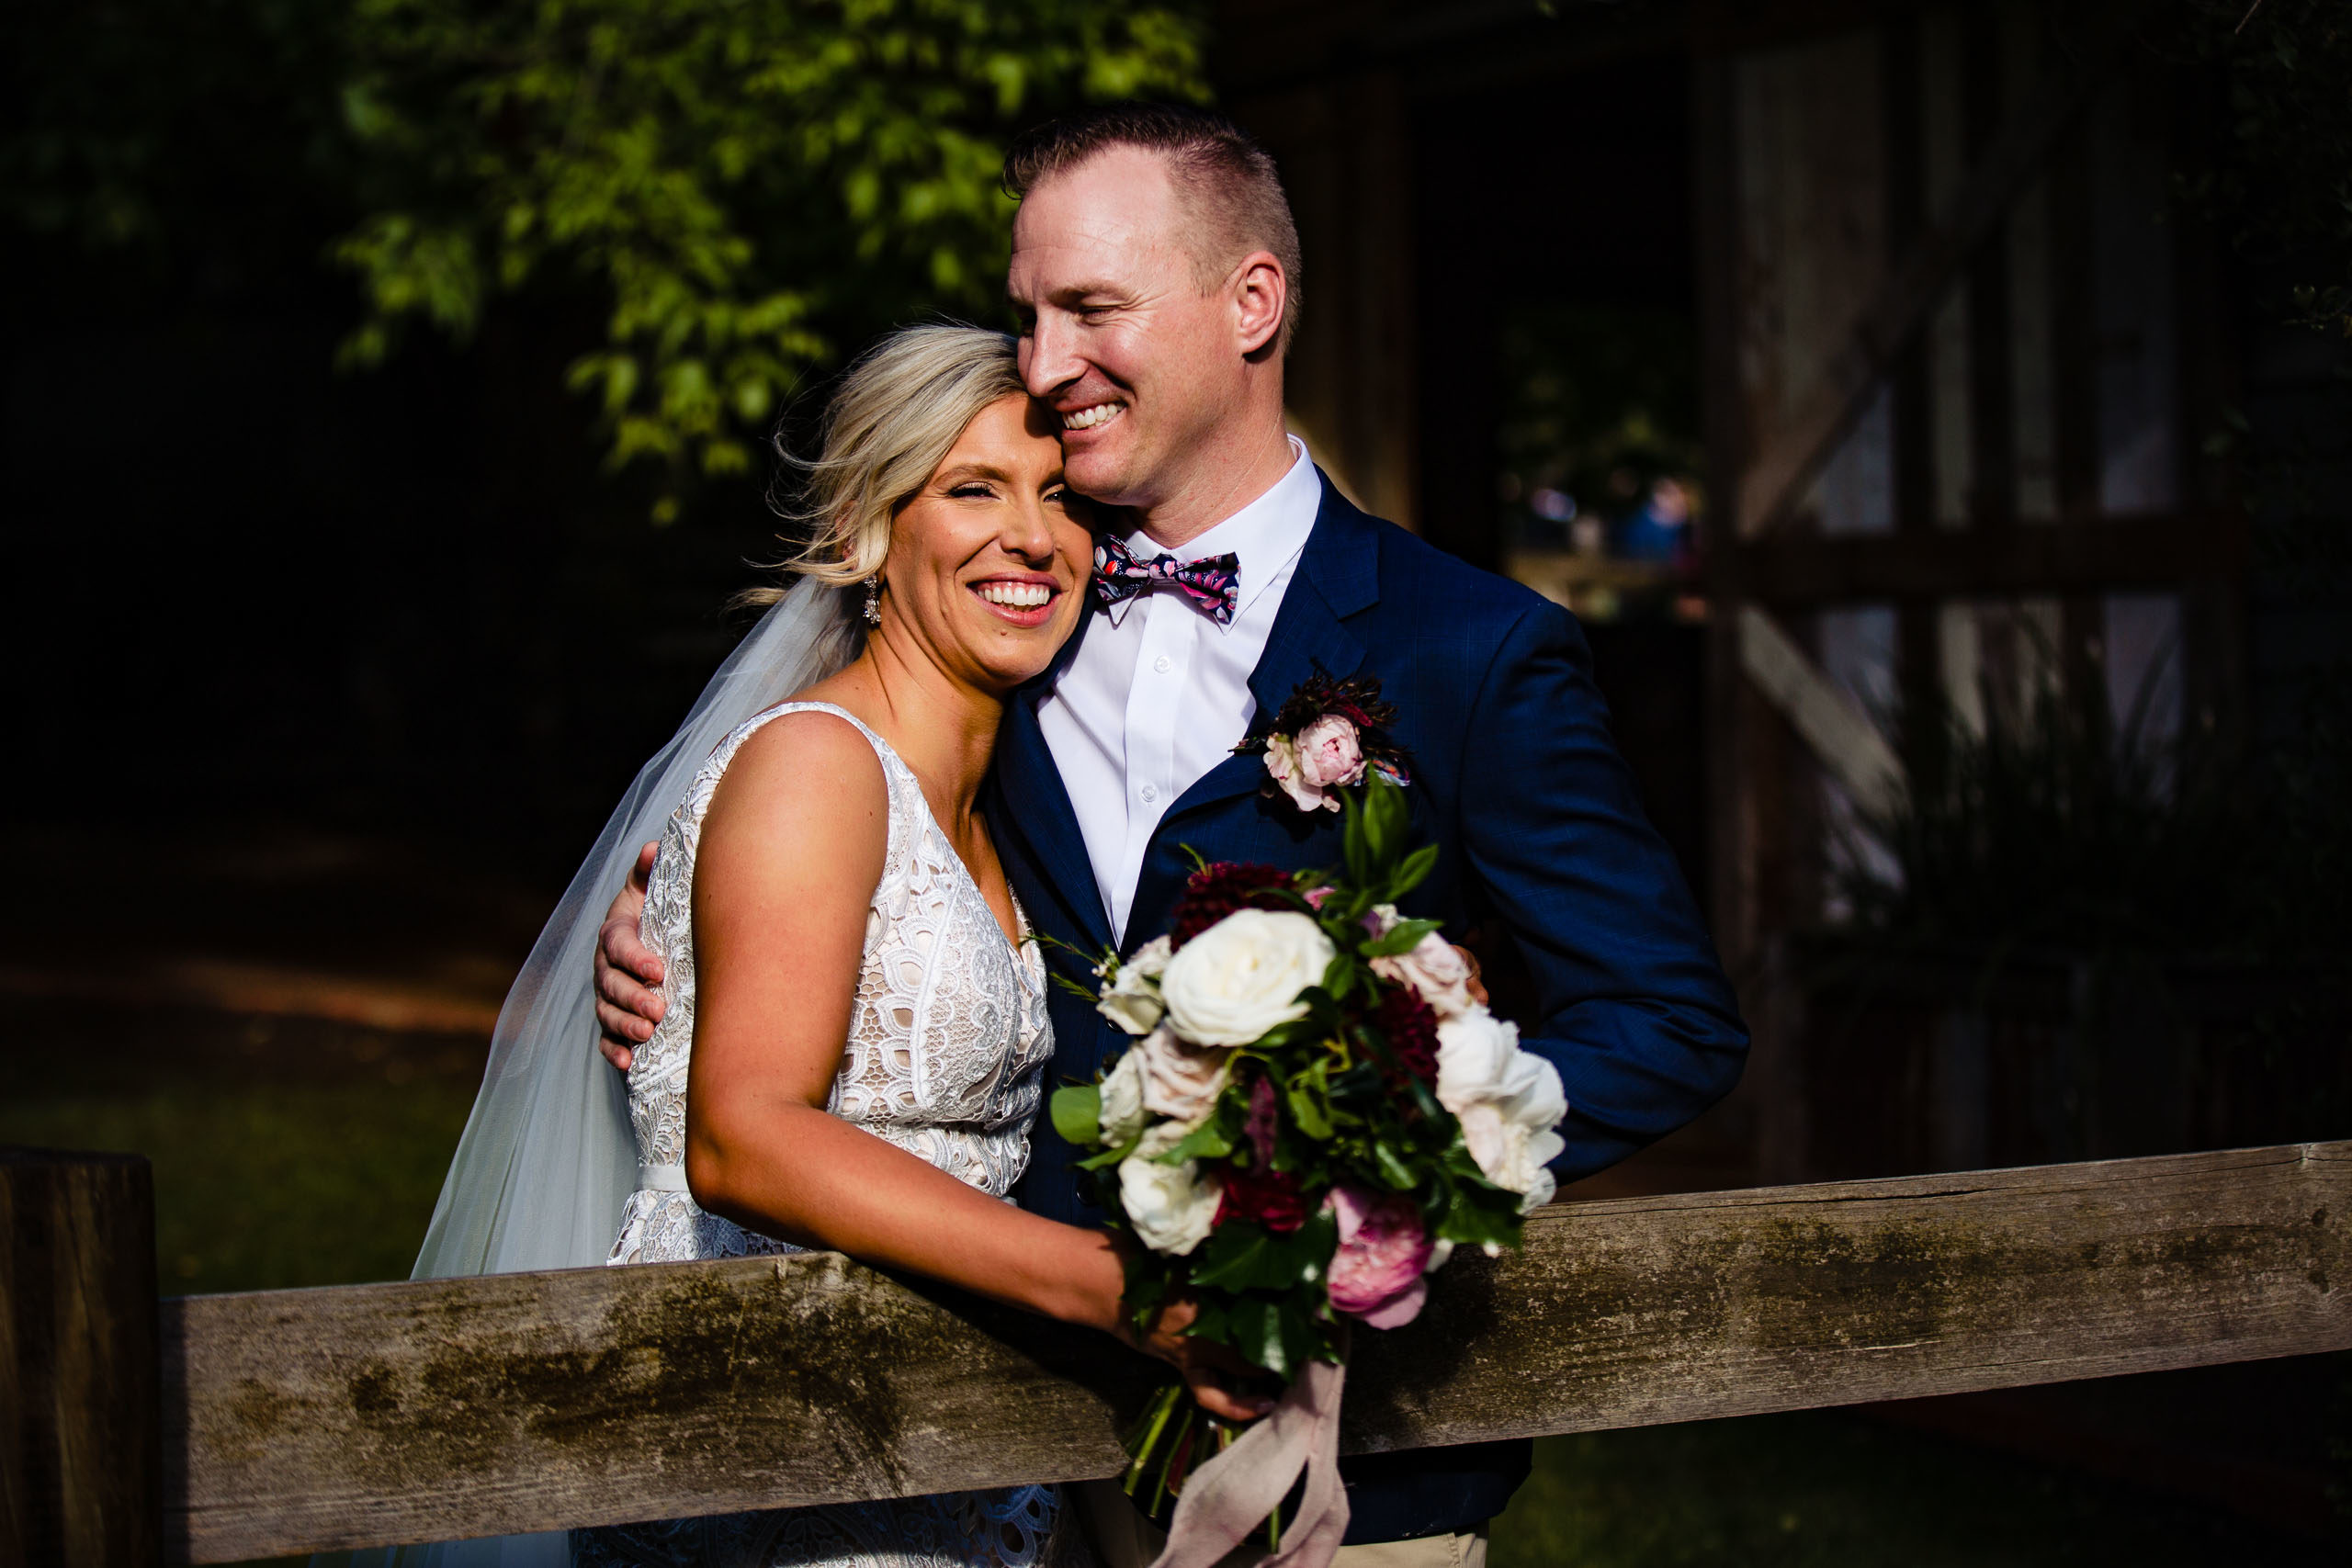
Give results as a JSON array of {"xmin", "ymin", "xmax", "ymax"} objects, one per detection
[{"xmin": 701, "ymin": 704, "xmax": 891, "ymax": 871}]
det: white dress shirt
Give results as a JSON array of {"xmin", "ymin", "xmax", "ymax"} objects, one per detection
[{"xmin": 1037, "ymin": 436, "xmax": 1323, "ymax": 942}]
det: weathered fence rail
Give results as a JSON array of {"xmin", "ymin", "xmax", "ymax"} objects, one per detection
[{"xmin": 7, "ymin": 1142, "xmax": 2349, "ymax": 1565}]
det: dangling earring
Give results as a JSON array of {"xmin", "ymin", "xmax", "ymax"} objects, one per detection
[{"xmin": 862, "ymin": 576, "xmax": 883, "ymax": 626}]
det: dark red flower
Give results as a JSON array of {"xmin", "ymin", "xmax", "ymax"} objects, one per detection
[
  {"xmin": 1170, "ymin": 861, "xmax": 1295, "ymax": 944},
  {"xmin": 1217, "ymin": 1155, "xmax": 1310, "ymax": 1235},
  {"xmin": 1371, "ymin": 982, "xmax": 1440, "ymax": 1084},
  {"xmin": 1243, "ymin": 1072, "xmax": 1280, "ymax": 1166}
]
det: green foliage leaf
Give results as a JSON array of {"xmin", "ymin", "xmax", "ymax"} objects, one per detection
[
  {"xmin": 1386, "ymin": 843, "xmax": 1440, "ymax": 902},
  {"xmin": 1186, "ymin": 1209, "xmax": 1339, "ymax": 1292},
  {"xmin": 1340, "ymin": 785, "xmax": 1371, "ymax": 887},
  {"xmin": 1361, "ymin": 917, "xmax": 1442, "ymax": 957},
  {"xmin": 1285, "ymin": 1058, "xmax": 1335, "ymax": 1141},
  {"xmin": 277, "ymin": 0, "xmax": 1211, "ymax": 515},
  {"xmin": 1231, "ymin": 1296, "xmax": 1288, "ymax": 1378},
  {"xmin": 1320, "ymin": 952, "xmax": 1360, "ymax": 1002},
  {"xmin": 1050, "ymin": 1084, "xmax": 1102, "ymax": 1148},
  {"xmin": 1167, "ymin": 1119, "xmax": 1234, "ymax": 1163},
  {"xmin": 1438, "ymin": 1178, "xmax": 1524, "ymax": 1248}
]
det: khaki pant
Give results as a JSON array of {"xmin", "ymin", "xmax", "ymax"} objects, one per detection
[{"xmin": 1074, "ymin": 1481, "xmax": 1488, "ymax": 1568}]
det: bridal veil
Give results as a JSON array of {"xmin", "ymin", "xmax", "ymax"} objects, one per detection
[{"xmin": 347, "ymin": 579, "xmax": 861, "ymax": 1568}]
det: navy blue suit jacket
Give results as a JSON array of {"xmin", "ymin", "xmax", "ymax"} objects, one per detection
[{"xmin": 989, "ymin": 476, "xmax": 1747, "ymax": 1542}]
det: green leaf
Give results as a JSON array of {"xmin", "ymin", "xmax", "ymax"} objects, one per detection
[
  {"xmin": 1050, "ymin": 1084, "xmax": 1102, "ymax": 1147},
  {"xmin": 1340, "ymin": 786, "xmax": 1371, "ymax": 887},
  {"xmin": 1168, "ymin": 1120, "xmax": 1233, "ymax": 1162},
  {"xmin": 1362, "ymin": 918, "xmax": 1442, "ymax": 957},
  {"xmin": 1386, "ymin": 843, "xmax": 1441, "ymax": 901},
  {"xmin": 1077, "ymin": 1139, "xmax": 1138, "ymax": 1171},
  {"xmin": 1363, "ymin": 773, "xmax": 1407, "ymax": 871},
  {"xmin": 1373, "ymin": 1140, "xmax": 1418, "ymax": 1190},
  {"xmin": 1189, "ymin": 1212, "xmax": 1340, "ymax": 1292},
  {"xmin": 1231, "ymin": 1297, "xmax": 1291, "ymax": 1378},
  {"xmin": 1438, "ymin": 1182, "xmax": 1524, "ymax": 1248},
  {"xmin": 1321, "ymin": 953, "xmax": 1359, "ymax": 1002},
  {"xmin": 1286, "ymin": 1060, "xmax": 1335, "ymax": 1141}
]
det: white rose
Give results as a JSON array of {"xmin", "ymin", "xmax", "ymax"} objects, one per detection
[
  {"xmin": 1097, "ymin": 971, "xmax": 1162, "ymax": 1036},
  {"xmin": 1098, "ymin": 1048, "xmax": 1148, "ymax": 1146},
  {"xmin": 1119, "ymin": 1122, "xmax": 1221, "ymax": 1256},
  {"xmin": 1456, "ymin": 1106, "xmax": 1565, "ymax": 1213},
  {"xmin": 1366, "ymin": 905, "xmax": 1476, "ymax": 1019},
  {"xmin": 1096, "ymin": 935, "xmax": 1175, "ymax": 1036},
  {"xmin": 1436, "ymin": 1007, "xmax": 1568, "ymax": 1210},
  {"xmin": 1159, "ymin": 908, "xmax": 1336, "ymax": 1047},
  {"xmin": 1136, "ymin": 1026, "xmax": 1232, "ymax": 1126},
  {"xmin": 1433, "ymin": 1006, "xmax": 1520, "ymax": 1111}
]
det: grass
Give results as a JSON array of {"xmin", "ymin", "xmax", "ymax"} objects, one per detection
[{"xmin": 3, "ymin": 1077, "xmax": 473, "ymax": 1294}]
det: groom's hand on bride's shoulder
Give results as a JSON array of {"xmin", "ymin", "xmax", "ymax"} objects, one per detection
[{"xmin": 594, "ymin": 840, "xmax": 665, "ymax": 1070}]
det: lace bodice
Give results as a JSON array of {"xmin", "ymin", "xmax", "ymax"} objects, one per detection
[{"xmin": 609, "ymin": 699, "xmax": 1053, "ymax": 1267}]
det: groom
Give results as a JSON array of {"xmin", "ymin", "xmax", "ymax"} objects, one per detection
[{"xmin": 597, "ymin": 103, "xmax": 1747, "ymax": 1566}]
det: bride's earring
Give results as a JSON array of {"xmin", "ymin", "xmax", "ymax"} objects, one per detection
[{"xmin": 862, "ymin": 576, "xmax": 883, "ymax": 626}]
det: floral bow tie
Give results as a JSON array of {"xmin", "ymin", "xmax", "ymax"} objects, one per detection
[{"xmin": 1091, "ymin": 536, "xmax": 1242, "ymax": 627}]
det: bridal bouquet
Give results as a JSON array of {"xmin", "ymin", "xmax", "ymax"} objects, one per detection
[{"xmin": 1051, "ymin": 774, "xmax": 1566, "ymax": 1556}]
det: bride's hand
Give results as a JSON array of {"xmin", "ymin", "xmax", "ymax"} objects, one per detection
[
  {"xmin": 594, "ymin": 840, "xmax": 665, "ymax": 1070},
  {"xmin": 1125, "ymin": 1292, "xmax": 1279, "ymax": 1423}
]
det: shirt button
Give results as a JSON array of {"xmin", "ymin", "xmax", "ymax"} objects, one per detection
[
  {"xmin": 1140, "ymin": 783, "xmax": 1159, "ymax": 804},
  {"xmin": 1154, "ymin": 654, "xmax": 1173, "ymax": 674}
]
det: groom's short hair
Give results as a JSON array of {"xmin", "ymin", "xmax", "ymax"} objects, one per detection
[{"xmin": 1004, "ymin": 102, "xmax": 1303, "ymax": 353}]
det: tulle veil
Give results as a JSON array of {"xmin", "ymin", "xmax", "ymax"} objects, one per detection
[{"xmin": 340, "ymin": 579, "xmax": 862, "ymax": 1568}]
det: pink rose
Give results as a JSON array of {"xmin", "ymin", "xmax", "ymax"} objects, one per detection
[
  {"xmin": 1324, "ymin": 1186, "xmax": 1432, "ymax": 1328},
  {"xmin": 1136, "ymin": 1026, "xmax": 1232, "ymax": 1125},
  {"xmin": 1264, "ymin": 714, "xmax": 1364, "ymax": 812},
  {"xmin": 1372, "ymin": 931, "xmax": 1476, "ymax": 1020}
]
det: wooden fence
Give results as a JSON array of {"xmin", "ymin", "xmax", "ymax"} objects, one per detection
[{"xmin": 6, "ymin": 1141, "xmax": 2350, "ymax": 1565}]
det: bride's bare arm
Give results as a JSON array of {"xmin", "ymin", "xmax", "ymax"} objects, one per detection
[
  {"xmin": 684, "ymin": 712, "xmax": 1125, "ymax": 1325},
  {"xmin": 685, "ymin": 712, "xmax": 1273, "ymax": 1419}
]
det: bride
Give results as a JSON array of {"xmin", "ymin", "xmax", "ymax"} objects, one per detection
[{"xmin": 402, "ymin": 324, "xmax": 1258, "ymax": 1568}]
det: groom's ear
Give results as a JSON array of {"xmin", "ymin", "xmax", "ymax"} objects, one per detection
[{"xmin": 1232, "ymin": 251, "xmax": 1287, "ymax": 362}]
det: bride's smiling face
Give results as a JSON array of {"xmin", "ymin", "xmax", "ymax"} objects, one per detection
[{"xmin": 877, "ymin": 392, "xmax": 1092, "ymax": 694}]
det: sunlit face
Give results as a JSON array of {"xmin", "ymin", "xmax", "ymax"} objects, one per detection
[
  {"xmin": 877, "ymin": 392, "xmax": 1092, "ymax": 694},
  {"xmin": 1007, "ymin": 146, "xmax": 1250, "ymax": 510}
]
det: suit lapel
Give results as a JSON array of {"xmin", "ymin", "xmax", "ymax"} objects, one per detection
[
  {"xmin": 1163, "ymin": 473, "xmax": 1382, "ymax": 822},
  {"xmin": 996, "ymin": 595, "xmax": 1114, "ymax": 953}
]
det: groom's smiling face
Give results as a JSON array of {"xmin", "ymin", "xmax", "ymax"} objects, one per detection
[{"xmin": 1007, "ymin": 145, "xmax": 1273, "ymax": 514}]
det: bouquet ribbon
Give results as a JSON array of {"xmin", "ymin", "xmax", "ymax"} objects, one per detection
[{"xmin": 1146, "ymin": 1359, "xmax": 1350, "ymax": 1568}]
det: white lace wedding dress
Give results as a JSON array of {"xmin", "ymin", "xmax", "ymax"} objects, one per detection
[{"xmin": 572, "ymin": 701, "xmax": 1070, "ymax": 1568}]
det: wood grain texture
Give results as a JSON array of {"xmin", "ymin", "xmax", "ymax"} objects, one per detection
[
  {"xmin": 164, "ymin": 1143, "xmax": 2352, "ymax": 1563},
  {"xmin": 1736, "ymin": 605, "xmax": 1905, "ymax": 817},
  {"xmin": 1735, "ymin": 28, "xmax": 2120, "ymax": 539},
  {"xmin": 2, "ymin": 1146, "xmax": 163, "ymax": 1568}
]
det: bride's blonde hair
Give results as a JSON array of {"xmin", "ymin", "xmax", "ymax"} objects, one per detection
[{"xmin": 744, "ymin": 323, "xmax": 1026, "ymax": 605}]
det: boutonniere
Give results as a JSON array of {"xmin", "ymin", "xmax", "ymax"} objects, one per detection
[{"xmin": 1234, "ymin": 671, "xmax": 1414, "ymax": 813}]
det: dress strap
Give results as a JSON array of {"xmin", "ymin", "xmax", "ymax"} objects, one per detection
[{"xmin": 754, "ymin": 700, "xmax": 902, "ymax": 773}]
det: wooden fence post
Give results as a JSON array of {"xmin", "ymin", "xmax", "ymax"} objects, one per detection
[{"xmin": 1, "ymin": 1146, "xmax": 163, "ymax": 1568}]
